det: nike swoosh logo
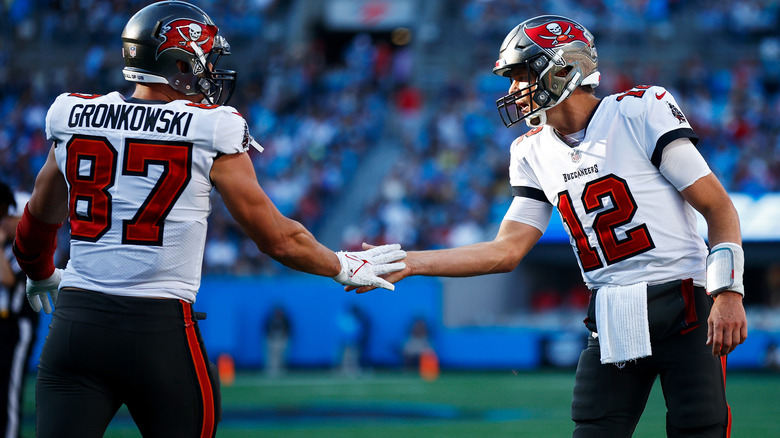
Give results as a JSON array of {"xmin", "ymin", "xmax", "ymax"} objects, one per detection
[
  {"xmin": 655, "ymin": 91, "xmax": 667, "ymax": 100},
  {"xmin": 680, "ymin": 324, "xmax": 700, "ymax": 335}
]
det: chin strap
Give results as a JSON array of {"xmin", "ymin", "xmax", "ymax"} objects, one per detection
[
  {"xmin": 12, "ymin": 205, "xmax": 62, "ymax": 281},
  {"xmin": 525, "ymin": 111, "xmax": 546, "ymax": 128}
]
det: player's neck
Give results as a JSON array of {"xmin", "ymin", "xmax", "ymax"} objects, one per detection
[
  {"xmin": 546, "ymin": 92, "xmax": 600, "ymax": 136},
  {"xmin": 130, "ymin": 84, "xmax": 198, "ymax": 103}
]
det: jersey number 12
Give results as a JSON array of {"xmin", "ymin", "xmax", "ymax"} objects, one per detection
[{"xmin": 557, "ymin": 174, "xmax": 655, "ymax": 271}]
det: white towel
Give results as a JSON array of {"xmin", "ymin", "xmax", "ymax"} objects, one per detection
[{"xmin": 595, "ymin": 282, "xmax": 652, "ymax": 365}]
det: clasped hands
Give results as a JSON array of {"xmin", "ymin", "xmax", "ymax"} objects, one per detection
[{"xmin": 333, "ymin": 243, "xmax": 406, "ymax": 292}]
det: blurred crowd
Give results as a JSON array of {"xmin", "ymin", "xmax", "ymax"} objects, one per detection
[{"xmin": 1, "ymin": 0, "xmax": 779, "ymax": 282}]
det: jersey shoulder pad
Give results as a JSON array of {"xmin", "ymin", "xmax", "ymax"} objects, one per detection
[
  {"xmin": 166, "ymin": 102, "xmax": 250, "ymax": 155},
  {"xmin": 612, "ymin": 85, "xmax": 668, "ymax": 118},
  {"xmin": 211, "ymin": 105, "xmax": 251, "ymax": 155},
  {"xmin": 512, "ymin": 126, "xmax": 544, "ymax": 148},
  {"xmin": 65, "ymin": 92, "xmax": 107, "ymax": 100},
  {"xmin": 50, "ymin": 91, "xmax": 118, "ymax": 113},
  {"xmin": 189, "ymin": 103, "xmax": 246, "ymax": 121},
  {"xmin": 46, "ymin": 92, "xmax": 85, "ymax": 141},
  {"xmin": 48, "ymin": 92, "xmax": 78, "ymax": 112},
  {"xmin": 613, "ymin": 84, "xmax": 667, "ymax": 101},
  {"xmin": 613, "ymin": 84, "xmax": 689, "ymax": 126}
]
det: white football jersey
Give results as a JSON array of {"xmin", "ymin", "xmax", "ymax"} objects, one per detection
[
  {"xmin": 46, "ymin": 91, "xmax": 252, "ymax": 302},
  {"xmin": 509, "ymin": 85, "xmax": 708, "ymax": 289}
]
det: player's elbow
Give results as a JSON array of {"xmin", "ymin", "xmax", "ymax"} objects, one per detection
[
  {"xmin": 248, "ymin": 217, "xmax": 310, "ymax": 261},
  {"xmin": 259, "ymin": 238, "xmax": 294, "ymax": 261},
  {"xmin": 477, "ymin": 250, "xmax": 524, "ymax": 274},
  {"xmin": 257, "ymin": 228, "xmax": 306, "ymax": 262},
  {"xmin": 493, "ymin": 256, "xmax": 521, "ymax": 274},
  {"xmin": 489, "ymin": 240, "xmax": 527, "ymax": 273}
]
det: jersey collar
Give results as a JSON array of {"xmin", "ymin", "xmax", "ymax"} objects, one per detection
[{"xmin": 125, "ymin": 96, "xmax": 170, "ymax": 105}]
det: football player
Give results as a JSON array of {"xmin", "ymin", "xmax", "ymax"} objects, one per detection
[
  {"xmin": 354, "ymin": 15, "xmax": 747, "ymax": 437},
  {"xmin": 12, "ymin": 1, "xmax": 405, "ymax": 437}
]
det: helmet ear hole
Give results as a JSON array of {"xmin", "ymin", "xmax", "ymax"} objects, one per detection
[
  {"xmin": 555, "ymin": 66, "xmax": 572, "ymax": 78},
  {"xmin": 176, "ymin": 60, "xmax": 190, "ymax": 74},
  {"xmin": 176, "ymin": 59, "xmax": 190, "ymax": 74}
]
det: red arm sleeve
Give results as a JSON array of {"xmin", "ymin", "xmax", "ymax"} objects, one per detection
[{"xmin": 12, "ymin": 205, "xmax": 62, "ymax": 281}]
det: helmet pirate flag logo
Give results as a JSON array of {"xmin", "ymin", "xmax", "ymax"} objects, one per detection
[
  {"xmin": 524, "ymin": 20, "xmax": 591, "ymax": 50},
  {"xmin": 156, "ymin": 19, "xmax": 217, "ymax": 59}
]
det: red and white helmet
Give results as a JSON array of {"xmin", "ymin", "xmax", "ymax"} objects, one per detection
[
  {"xmin": 121, "ymin": 1, "xmax": 236, "ymax": 105},
  {"xmin": 493, "ymin": 15, "xmax": 599, "ymax": 128}
]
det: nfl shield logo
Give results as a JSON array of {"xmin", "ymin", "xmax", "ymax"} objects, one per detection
[
  {"xmin": 129, "ymin": 45, "xmax": 137, "ymax": 57},
  {"xmin": 570, "ymin": 149, "xmax": 581, "ymax": 163}
]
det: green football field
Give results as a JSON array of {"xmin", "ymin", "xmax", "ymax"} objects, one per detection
[{"xmin": 20, "ymin": 369, "xmax": 780, "ymax": 437}]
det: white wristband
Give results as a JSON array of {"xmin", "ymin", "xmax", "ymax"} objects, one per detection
[{"xmin": 706, "ymin": 242, "xmax": 744, "ymax": 297}]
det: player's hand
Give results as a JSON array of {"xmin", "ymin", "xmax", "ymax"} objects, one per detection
[
  {"xmin": 706, "ymin": 291, "xmax": 747, "ymax": 356},
  {"xmin": 333, "ymin": 244, "xmax": 406, "ymax": 291},
  {"xmin": 26, "ymin": 268, "xmax": 63, "ymax": 314},
  {"xmin": 344, "ymin": 243, "xmax": 414, "ymax": 294}
]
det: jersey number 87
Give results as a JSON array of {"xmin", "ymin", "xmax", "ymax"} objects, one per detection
[{"xmin": 64, "ymin": 134, "xmax": 192, "ymax": 246}]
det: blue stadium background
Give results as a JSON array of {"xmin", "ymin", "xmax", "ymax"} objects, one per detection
[{"xmin": 2, "ymin": 0, "xmax": 780, "ymax": 371}]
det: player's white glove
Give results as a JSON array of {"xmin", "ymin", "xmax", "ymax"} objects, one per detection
[
  {"xmin": 333, "ymin": 244, "xmax": 406, "ymax": 291},
  {"xmin": 26, "ymin": 268, "xmax": 63, "ymax": 314}
]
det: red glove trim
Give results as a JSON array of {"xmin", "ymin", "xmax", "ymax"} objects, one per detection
[{"xmin": 12, "ymin": 205, "xmax": 62, "ymax": 281}]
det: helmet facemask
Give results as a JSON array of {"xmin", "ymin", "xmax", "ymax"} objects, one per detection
[
  {"xmin": 170, "ymin": 35, "xmax": 236, "ymax": 105},
  {"xmin": 496, "ymin": 55, "xmax": 561, "ymax": 128}
]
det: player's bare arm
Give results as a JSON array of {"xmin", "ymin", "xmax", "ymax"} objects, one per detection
[
  {"xmin": 11, "ymin": 144, "xmax": 68, "ymax": 312},
  {"xmin": 26, "ymin": 144, "xmax": 69, "ymax": 224},
  {"xmin": 407, "ymin": 220, "xmax": 542, "ymax": 277},
  {"xmin": 351, "ymin": 220, "xmax": 542, "ymax": 294},
  {"xmin": 681, "ymin": 172, "xmax": 747, "ymax": 356},
  {"xmin": 211, "ymin": 151, "xmax": 342, "ymax": 277},
  {"xmin": 211, "ymin": 151, "xmax": 405, "ymax": 290}
]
